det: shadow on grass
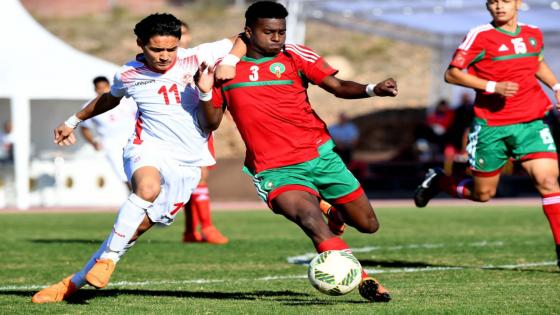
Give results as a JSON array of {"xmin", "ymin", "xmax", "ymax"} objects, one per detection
[
  {"xmin": 1, "ymin": 289, "xmax": 343, "ymax": 305},
  {"xmin": 359, "ymin": 259, "xmax": 447, "ymax": 268}
]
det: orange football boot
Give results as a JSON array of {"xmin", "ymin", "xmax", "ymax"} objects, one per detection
[
  {"xmin": 201, "ymin": 226, "xmax": 229, "ymax": 244},
  {"xmin": 85, "ymin": 259, "xmax": 116, "ymax": 289},
  {"xmin": 358, "ymin": 277, "xmax": 392, "ymax": 302},
  {"xmin": 319, "ymin": 200, "xmax": 345, "ymax": 235},
  {"xmin": 31, "ymin": 275, "xmax": 77, "ymax": 303}
]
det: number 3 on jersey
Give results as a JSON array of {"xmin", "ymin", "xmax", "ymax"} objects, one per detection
[
  {"xmin": 158, "ymin": 84, "xmax": 181, "ymax": 105},
  {"xmin": 249, "ymin": 65, "xmax": 259, "ymax": 81}
]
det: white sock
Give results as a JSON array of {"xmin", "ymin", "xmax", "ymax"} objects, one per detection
[
  {"xmin": 100, "ymin": 194, "xmax": 151, "ymax": 261},
  {"xmin": 70, "ymin": 194, "xmax": 151, "ymax": 287}
]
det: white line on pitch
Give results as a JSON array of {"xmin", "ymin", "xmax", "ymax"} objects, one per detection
[
  {"xmin": 0, "ymin": 261, "xmax": 555, "ymax": 291},
  {"xmin": 287, "ymin": 240, "xmax": 508, "ymax": 264}
]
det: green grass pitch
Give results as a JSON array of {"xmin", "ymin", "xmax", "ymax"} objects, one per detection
[{"xmin": 0, "ymin": 205, "xmax": 559, "ymax": 314}]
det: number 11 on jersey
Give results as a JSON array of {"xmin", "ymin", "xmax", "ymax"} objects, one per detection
[{"xmin": 158, "ymin": 84, "xmax": 181, "ymax": 105}]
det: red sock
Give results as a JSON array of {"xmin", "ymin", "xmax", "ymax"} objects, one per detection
[
  {"xmin": 440, "ymin": 176, "xmax": 473, "ymax": 199},
  {"xmin": 542, "ymin": 192, "xmax": 560, "ymax": 245},
  {"xmin": 193, "ymin": 184, "xmax": 213, "ymax": 229},
  {"xmin": 183, "ymin": 201, "xmax": 199, "ymax": 234},
  {"xmin": 315, "ymin": 237, "xmax": 368, "ymax": 279}
]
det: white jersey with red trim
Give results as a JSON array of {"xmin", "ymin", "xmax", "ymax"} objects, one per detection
[{"xmin": 110, "ymin": 39, "xmax": 232, "ymax": 166}]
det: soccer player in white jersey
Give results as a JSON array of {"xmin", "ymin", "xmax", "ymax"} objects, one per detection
[
  {"xmin": 80, "ymin": 76, "xmax": 137, "ymax": 190},
  {"xmin": 32, "ymin": 13, "xmax": 245, "ymax": 304}
]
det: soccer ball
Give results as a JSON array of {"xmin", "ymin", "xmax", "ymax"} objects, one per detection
[{"xmin": 307, "ymin": 250, "xmax": 362, "ymax": 296}]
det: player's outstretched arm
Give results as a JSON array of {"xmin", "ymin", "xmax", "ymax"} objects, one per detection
[
  {"xmin": 215, "ymin": 35, "xmax": 246, "ymax": 82},
  {"xmin": 536, "ymin": 61, "xmax": 560, "ymax": 104},
  {"xmin": 445, "ymin": 66, "xmax": 519, "ymax": 97},
  {"xmin": 319, "ymin": 76, "xmax": 398, "ymax": 99},
  {"xmin": 195, "ymin": 62, "xmax": 224, "ymax": 132},
  {"xmin": 53, "ymin": 93, "xmax": 122, "ymax": 147}
]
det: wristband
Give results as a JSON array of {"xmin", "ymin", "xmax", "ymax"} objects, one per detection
[
  {"xmin": 220, "ymin": 54, "xmax": 240, "ymax": 66},
  {"xmin": 485, "ymin": 81, "xmax": 497, "ymax": 93},
  {"xmin": 553, "ymin": 83, "xmax": 560, "ymax": 92},
  {"xmin": 198, "ymin": 90, "xmax": 212, "ymax": 102},
  {"xmin": 365, "ymin": 84, "xmax": 376, "ymax": 97},
  {"xmin": 64, "ymin": 114, "xmax": 82, "ymax": 129}
]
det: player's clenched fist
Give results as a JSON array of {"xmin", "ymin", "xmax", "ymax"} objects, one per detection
[
  {"xmin": 53, "ymin": 123, "xmax": 76, "ymax": 146},
  {"xmin": 495, "ymin": 81, "xmax": 519, "ymax": 97},
  {"xmin": 374, "ymin": 78, "xmax": 398, "ymax": 97}
]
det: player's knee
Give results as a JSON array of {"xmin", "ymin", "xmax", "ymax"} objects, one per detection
[
  {"xmin": 473, "ymin": 188, "xmax": 495, "ymax": 202},
  {"xmin": 356, "ymin": 218, "xmax": 379, "ymax": 234},
  {"xmin": 134, "ymin": 183, "xmax": 160, "ymax": 202}
]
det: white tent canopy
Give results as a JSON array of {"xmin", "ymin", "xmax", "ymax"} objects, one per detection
[{"xmin": 0, "ymin": 0, "xmax": 118, "ymax": 209}]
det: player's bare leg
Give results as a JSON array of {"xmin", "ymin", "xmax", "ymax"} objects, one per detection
[
  {"xmin": 333, "ymin": 193, "xmax": 379, "ymax": 234},
  {"xmin": 414, "ymin": 167, "xmax": 501, "ymax": 206},
  {"xmin": 522, "ymin": 158, "xmax": 560, "ymax": 268},
  {"xmin": 271, "ymin": 190, "xmax": 390, "ymax": 302}
]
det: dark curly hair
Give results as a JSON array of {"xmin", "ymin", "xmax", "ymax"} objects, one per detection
[
  {"xmin": 134, "ymin": 13, "xmax": 182, "ymax": 44},
  {"xmin": 245, "ymin": 1, "xmax": 288, "ymax": 28}
]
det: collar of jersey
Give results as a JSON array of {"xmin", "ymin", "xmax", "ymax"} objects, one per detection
[
  {"xmin": 241, "ymin": 55, "xmax": 277, "ymax": 64},
  {"xmin": 135, "ymin": 53, "xmax": 177, "ymax": 74},
  {"xmin": 493, "ymin": 23, "xmax": 521, "ymax": 36}
]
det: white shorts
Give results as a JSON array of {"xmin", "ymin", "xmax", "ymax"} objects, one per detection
[
  {"xmin": 105, "ymin": 145, "xmax": 127, "ymax": 182},
  {"xmin": 123, "ymin": 143, "xmax": 201, "ymax": 225}
]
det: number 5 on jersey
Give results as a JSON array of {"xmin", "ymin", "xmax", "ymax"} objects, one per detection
[{"xmin": 158, "ymin": 84, "xmax": 181, "ymax": 105}]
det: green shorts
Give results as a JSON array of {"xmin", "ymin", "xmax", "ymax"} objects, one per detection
[
  {"xmin": 244, "ymin": 140, "xmax": 363, "ymax": 208},
  {"xmin": 467, "ymin": 118, "xmax": 558, "ymax": 176}
]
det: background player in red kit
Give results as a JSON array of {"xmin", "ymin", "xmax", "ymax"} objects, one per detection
[
  {"xmin": 197, "ymin": 1, "xmax": 398, "ymax": 302},
  {"xmin": 414, "ymin": 0, "xmax": 560, "ymax": 267}
]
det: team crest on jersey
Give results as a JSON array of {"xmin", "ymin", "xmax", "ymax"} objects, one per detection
[
  {"xmin": 529, "ymin": 37, "xmax": 537, "ymax": 48},
  {"xmin": 269, "ymin": 62, "xmax": 286, "ymax": 78},
  {"xmin": 264, "ymin": 180, "xmax": 274, "ymax": 190}
]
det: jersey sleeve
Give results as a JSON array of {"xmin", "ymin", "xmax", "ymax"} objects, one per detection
[
  {"xmin": 211, "ymin": 85, "xmax": 226, "ymax": 110},
  {"xmin": 285, "ymin": 44, "xmax": 338, "ymax": 84},
  {"xmin": 449, "ymin": 28, "xmax": 487, "ymax": 69},
  {"xmin": 110, "ymin": 71, "xmax": 128, "ymax": 98},
  {"xmin": 194, "ymin": 39, "xmax": 234, "ymax": 67}
]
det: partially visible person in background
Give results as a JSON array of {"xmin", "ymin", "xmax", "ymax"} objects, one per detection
[
  {"xmin": 447, "ymin": 93, "xmax": 474, "ymax": 157},
  {"xmin": 0, "ymin": 120, "xmax": 13, "ymax": 164},
  {"xmin": 426, "ymin": 99, "xmax": 455, "ymax": 152},
  {"xmin": 328, "ymin": 112, "xmax": 359, "ymax": 166},
  {"xmin": 179, "ymin": 20, "xmax": 228, "ymax": 244},
  {"xmin": 80, "ymin": 76, "xmax": 137, "ymax": 190},
  {"xmin": 179, "ymin": 20, "xmax": 192, "ymax": 49}
]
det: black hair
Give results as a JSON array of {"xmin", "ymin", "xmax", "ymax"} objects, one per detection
[
  {"xmin": 134, "ymin": 13, "xmax": 182, "ymax": 44},
  {"xmin": 93, "ymin": 76, "xmax": 109, "ymax": 85},
  {"xmin": 245, "ymin": 1, "xmax": 288, "ymax": 28}
]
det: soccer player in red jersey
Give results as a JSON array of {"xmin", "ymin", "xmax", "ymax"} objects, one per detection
[
  {"xmin": 414, "ymin": 0, "xmax": 560, "ymax": 268},
  {"xmin": 196, "ymin": 1, "xmax": 398, "ymax": 301}
]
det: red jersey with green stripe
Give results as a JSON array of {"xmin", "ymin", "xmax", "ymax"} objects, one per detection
[
  {"xmin": 212, "ymin": 44, "xmax": 338, "ymax": 173},
  {"xmin": 450, "ymin": 23, "xmax": 551, "ymax": 126}
]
